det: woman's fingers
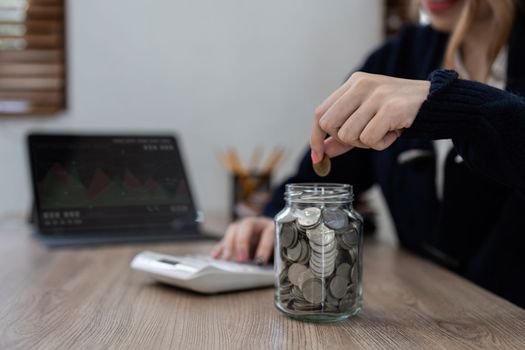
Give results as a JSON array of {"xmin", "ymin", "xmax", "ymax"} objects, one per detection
[
  {"xmin": 310, "ymin": 119, "xmax": 327, "ymax": 164},
  {"xmin": 210, "ymin": 243, "xmax": 223, "ymax": 259},
  {"xmin": 254, "ymin": 221, "xmax": 276, "ymax": 265},
  {"xmin": 212, "ymin": 218, "xmax": 275, "ymax": 263},
  {"xmin": 318, "ymin": 87, "xmax": 362, "ymax": 139},
  {"xmin": 323, "ymin": 137, "xmax": 354, "ymax": 159},
  {"xmin": 311, "ymin": 80, "xmax": 356, "ymax": 163},
  {"xmin": 336, "ymin": 101, "xmax": 376, "ymax": 149},
  {"xmin": 311, "ymin": 73, "xmax": 371, "ymax": 157},
  {"xmin": 378, "ymin": 131, "xmax": 400, "ymax": 150},
  {"xmin": 220, "ymin": 222, "xmax": 238, "ymax": 260},
  {"xmin": 359, "ymin": 107, "xmax": 399, "ymax": 150},
  {"xmin": 314, "ymin": 78, "xmax": 354, "ymax": 120},
  {"xmin": 235, "ymin": 219, "xmax": 258, "ymax": 262}
]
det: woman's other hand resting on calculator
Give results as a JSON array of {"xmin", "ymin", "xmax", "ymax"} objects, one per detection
[{"xmin": 211, "ymin": 217, "xmax": 275, "ymax": 265}]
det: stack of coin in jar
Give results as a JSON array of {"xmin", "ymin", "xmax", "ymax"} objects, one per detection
[{"xmin": 277, "ymin": 207, "xmax": 360, "ymax": 313}]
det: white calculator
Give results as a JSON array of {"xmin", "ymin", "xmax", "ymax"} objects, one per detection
[{"xmin": 131, "ymin": 251, "xmax": 275, "ymax": 294}]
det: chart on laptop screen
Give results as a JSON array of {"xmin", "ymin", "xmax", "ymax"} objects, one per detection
[{"xmin": 29, "ymin": 135, "xmax": 196, "ymax": 232}]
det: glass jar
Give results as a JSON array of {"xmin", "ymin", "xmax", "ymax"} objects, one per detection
[{"xmin": 274, "ymin": 183, "xmax": 363, "ymax": 322}]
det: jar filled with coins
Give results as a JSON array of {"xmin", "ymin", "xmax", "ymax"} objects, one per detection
[{"xmin": 274, "ymin": 183, "xmax": 363, "ymax": 322}]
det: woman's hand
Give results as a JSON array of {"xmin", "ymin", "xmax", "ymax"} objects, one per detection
[
  {"xmin": 210, "ymin": 217, "xmax": 275, "ymax": 264},
  {"xmin": 310, "ymin": 72, "xmax": 430, "ymax": 162}
]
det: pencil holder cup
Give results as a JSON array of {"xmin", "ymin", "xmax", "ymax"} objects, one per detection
[{"xmin": 231, "ymin": 173, "xmax": 271, "ymax": 220}]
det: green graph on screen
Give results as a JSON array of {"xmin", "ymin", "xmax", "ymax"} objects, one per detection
[{"xmin": 38, "ymin": 163, "xmax": 185, "ymax": 209}]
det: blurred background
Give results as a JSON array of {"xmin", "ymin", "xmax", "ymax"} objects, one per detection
[{"xmin": 0, "ymin": 0, "xmax": 412, "ymax": 230}]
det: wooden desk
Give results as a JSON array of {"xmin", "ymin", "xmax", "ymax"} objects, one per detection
[{"xmin": 0, "ymin": 214, "xmax": 524, "ymax": 349}]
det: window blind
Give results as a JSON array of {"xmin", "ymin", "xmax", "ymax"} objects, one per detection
[{"xmin": 0, "ymin": 0, "xmax": 65, "ymax": 115}]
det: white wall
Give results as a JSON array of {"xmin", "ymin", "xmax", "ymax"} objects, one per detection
[{"xmin": 0, "ymin": 0, "xmax": 382, "ymax": 218}]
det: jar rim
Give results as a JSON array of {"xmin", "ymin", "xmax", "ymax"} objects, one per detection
[
  {"xmin": 285, "ymin": 183, "xmax": 353, "ymax": 204},
  {"xmin": 286, "ymin": 183, "xmax": 351, "ymax": 190}
]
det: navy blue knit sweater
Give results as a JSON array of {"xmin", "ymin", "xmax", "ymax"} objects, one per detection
[{"xmin": 264, "ymin": 13, "xmax": 525, "ymax": 307}]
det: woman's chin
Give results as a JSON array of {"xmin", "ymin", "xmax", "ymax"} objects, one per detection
[{"xmin": 421, "ymin": 0, "xmax": 466, "ymax": 32}]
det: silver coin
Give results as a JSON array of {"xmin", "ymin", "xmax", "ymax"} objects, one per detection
[
  {"xmin": 310, "ymin": 251, "xmax": 337, "ymax": 265},
  {"xmin": 347, "ymin": 283, "xmax": 357, "ymax": 295},
  {"xmin": 280, "ymin": 223, "xmax": 297, "ymax": 248},
  {"xmin": 336, "ymin": 263, "xmax": 351, "ymax": 279},
  {"xmin": 280, "ymin": 282, "xmax": 292, "ymax": 292},
  {"xmin": 290, "ymin": 285, "xmax": 304, "ymax": 299},
  {"xmin": 285, "ymin": 240, "xmax": 302, "ymax": 262},
  {"xmin": 350, "ymin": 264, "xmax": 358, "ymax": 285},
  {"xmin": 279, "ymin": 295, "xmax": 292, "ymax": 303},
  {"xmin": 311, "ymin": 243, "xmax": 336, "ymax": 255},
  {"xmin": 348, "ymin": 247, "xmax": 357, "ymax": 264},
  {"xmin": 308, "ymin": 256, "xmax": 322, "ymax": 268},
  {"xmin": 339, "ymin": 296, "xmax": 355, "ymax": 312},
  {"xmin": 279, "ymin": 288, "xmax": 292, "ymax": 298},
  {"xmin": 311, "ymin": 249, "xmax": 337, "ymax": 263},
  {"xmin": 301, "ymin": 278, "xmax": 325, "ymax": 304},
  {"xmin": 294, "ymin": 244, "xmax": 307, "ymax": 264},
  {"xmin": 335, "ymin": 249, "xmax": 351, "ymax": 266},
  {"xmin": 295, "ymin": 224, "xmax": 307, "ymax": 235},
  {"xmin": 336, "ymin": 235, "xmax": 349, "ymax": 250},
  {"xmin": 311, "ymin": 261, "xmax": 336, "ymax": 273},
  {"xmin": 297, "ymin": 269, "xmax": 315, "ymax": 290},
  {"xmin": 293, "ymin": 302, "xmax": 322, "ymax": 311},
  {"xmin": 295, "ymin": 239, "xmax": 309, "ymax": 263},
  {"xmin": 348, "ymin": 220, "xmax": 361, "ymax": 231},
  {"xmin": 341, "ymin": 228, "xmax": 358, "ymax": 247},
  {"xmin": 326, "ymin": 289, "xmax": 341, "ymax": 304},
  {"xmin": 288, "ymin": 263, "xmax": 308, "ymax": 286},
  {"xmin": 325, "ymin": 263, "xmax": 337, "ymax": 276},
  {"xmin": 279, "ymin": 289, "xmax": 292, "ymax": 296},
  {"xmin": 279, "ymin": 293, "xmax": 292, "ymax": 302},
  {"xmin": 307, "ymin": 226, "xmax": 335, "ymax": 246},
  {"xmin": 276, "ymin": 211, "xmax": 297, "ymax": 224},
  {"xmin": 308, "ymin": 259, "xmax": 323, "ymax": 273},
  {"xmin": 279, "ymin": 267, "xmax": 289, "ymax": 282},
  {"xmin": 297, "ymin": 245, "xmax": 310, "ymax": 265},
  {"xmin": 309, "ymin": 239, "xmax": 336, "ymax": 254},
  {"xmin": 312, "ymin": 268, "xmax": 334, "ymax": 279},
  {"xmin": 310, "ymin": 260, "xmax": 336, "ymax": 275},
  {"xmin": 311, "ymin": 246, "xmax": 337, "ymax": 258},
  {"xmin": 326, "ymin": 263, "xmax": 336, "ymax": 276},
  {"xmin": 308, "ymin": 262, "xmax": 325, "ymax": 278},
  {"xmin": 329, "ymin": 275, "xmax": 349, "ymax": 299},
  {"xmin": 296, "ymin": 207, "xmax": 321, "ymax": 228},
  {"xmin": 322, "ymin": 208, "xmax": 349, "ymax": 230},
  {"xmin": 323, "ymin": 304, "xmax": 339, "ymax": 313},
  {"xmin": 309, "ymin": 258, "xmax": 331, "ymax": 272},
  {"xmin": 279, "ymin": 287, "xmax": 292, "ymax": 295},
  {"xmin": 311, "ymin": 252, "xmax": 337, "ymax": 267},
  {"xmin": 309, "ymin": 261, "xmax": 335, "ymax": 278}
]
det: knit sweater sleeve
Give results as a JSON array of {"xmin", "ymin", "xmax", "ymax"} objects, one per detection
[{"xmin": 404, "ymin": 69, "xmax": 525, "ymax": 194}]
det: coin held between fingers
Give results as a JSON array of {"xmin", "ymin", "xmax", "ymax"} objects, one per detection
[{"xmin": 313, "ymin": 154, "xmax": 331, "ymax": 177}]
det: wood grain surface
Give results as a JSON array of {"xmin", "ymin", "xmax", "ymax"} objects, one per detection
[{"xmin": 0, "ymin": 214, "xmax": 524, "ymax": 350}]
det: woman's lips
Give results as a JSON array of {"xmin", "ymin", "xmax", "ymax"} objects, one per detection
[{"xmin": 422, "ymin": 0, "xmax": 460, "ymax": 12}]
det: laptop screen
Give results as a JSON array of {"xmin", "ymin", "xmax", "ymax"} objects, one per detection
[{"xmin": 28, "ymin": 134, "xmax": 198, "ymax": 234}]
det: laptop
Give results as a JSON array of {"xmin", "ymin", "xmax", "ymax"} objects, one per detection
[{"xmin": 27, "ymin": 133, "xmax": 217, "ymax": 246}]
